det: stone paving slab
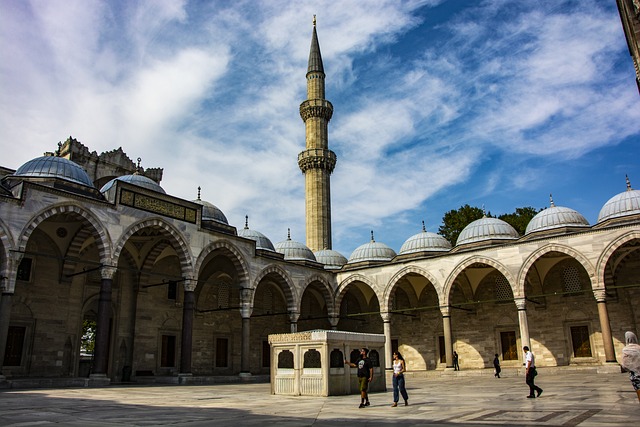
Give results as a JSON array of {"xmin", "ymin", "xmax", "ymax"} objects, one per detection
[{"xmin": 0, "ymin": 371, "xmax": 638, "ymax": 426}]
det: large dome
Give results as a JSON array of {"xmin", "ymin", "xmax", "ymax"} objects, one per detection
[
  {"xmin": 399, "ymin": 222, "xmax": 451, "ymax": 254},
  {"xmin": 237, "ymin": 216, "xmax": 275, "ymax": 251},
  {"xmin": 14, "ymin": 156, "xmax": 94, "ymax": 187},
  {"xmin": 192, "ymin": 188, "xmax": 228, "ymax": 224},
  {"xmin": 456, "ymin": 216, "xmax": 519, "ymax": 246},
  {"xmin": 348, "ymin": 231, "xmax": 397, "ymax": 263},
  {"xmin": 597, "ymin": 177, "xmax": 640, "ymax": 223},
  {"xmin": 275, "ymin": 230, "xmax": 316, "ymax": 261},
  {"xmin": 525, "ymin": 196, "xmax": 589, "ymax": 234},
  {"xmin": 100, "ymin": 174, "xmax": 165, "ymax": 194},
  {"xmin": 314, "ymin": 249, "xmax": 348, "ymax": 269}
]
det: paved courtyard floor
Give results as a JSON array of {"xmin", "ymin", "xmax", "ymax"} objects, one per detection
[{"xmin": 0, "ymin": 371, "xmax": 638, "ymax": 426}]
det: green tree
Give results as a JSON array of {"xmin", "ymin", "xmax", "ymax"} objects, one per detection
[
  {"xmin": 438, "ymin": 204, "xmax": 486, "ymax": 245},
  {"xmin": 81, "ymin": 319, "xmax": 96, "ymax": 355},
  {"xmin": 499, "ymin": 206, "xmax": 541, "ymax": 236}
]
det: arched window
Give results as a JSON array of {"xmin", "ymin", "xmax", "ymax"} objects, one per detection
[
  {"xmin": 277, "ymin": 350, "xmax": 294, "ymax": 369},
  {"xmin": 303, "ymin": 349, "xmax": 321, "ymax": 368}
]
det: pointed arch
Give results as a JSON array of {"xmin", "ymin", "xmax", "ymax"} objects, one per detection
[
  {"xmin": 299, "ymin": 274, "xmax": 335, "ymax": 315},
  {"xmin": 383, "ymin": 265, "xmax": 443, "ymax": 312},
  {"xmin": 253, "ymin": 264, "xmax": 297, "ymax": 311},
  {"xmin": 113, "ymin": 217, "xmax": 193, "ymax": 278},
  {"xmin": 17, "ymin": 203, "xmax": 112, "ymax": 265},
  {"xmin": 335, "ymin": 273, "xmax": 377, "ymax": 309},
  {"xmin": 595, "ymin": 230, "xmax": 640, "ymax": 290},
  {"xmin": 194, "ymin": 239, "xmax": 250, "ymax": 287},
  {"xmin": 444, "ymin": 255, "xmax": 516, "ymax": 305},
  {"xmin": 517, "ymin": 243, "xmax": 595, "ymax": 296}
]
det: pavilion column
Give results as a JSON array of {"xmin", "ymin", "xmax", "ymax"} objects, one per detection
[
  {"xmin": 240, "ymin": 287, "xmax": 253, "ymax": 377},
  {"xmin": 515, "ymin": 298, "xmax": 530, "ymax": 349},
  {"xmin": 441, "ymin": 306, "xmax": 453, "ymax": 368},
  {"xmin": 289, "ymin": 311, "xmax": 300, "ymax": 333},
  {"xmin": 593, "ymin": 289, "xmax": 617, "ymax": 362},
  {"xmin": 381, "ymin": 312, "xmax": 392, "ymax": 371},
  {"xmin": 92, "ymin": 265, "xmax": 117, "ymax": 378},
  {"xmin": 179, "ymin": 279, "xmax": 197, "ymax": 375}
]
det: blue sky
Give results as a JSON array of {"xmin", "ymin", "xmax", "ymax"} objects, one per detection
[{"xmin": 1, "ymin": 0, "xmax": 639, "ymax": 259}]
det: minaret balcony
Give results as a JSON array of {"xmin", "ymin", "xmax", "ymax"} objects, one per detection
[
  {"xmin": 300, "ymin": 99, "xmax": 333, "ymax": 121},
  {"xmin": 298, "ymin": 148, "xmax": 337, "ymax": 173}
]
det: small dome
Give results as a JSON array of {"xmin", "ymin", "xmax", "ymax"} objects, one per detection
[
  {"xmin": 100, "ymin": 174, "xmax": 165, "ymax": 194},
  {"xmin": 275, "ymin": 230, "xmax": 316, "ymax": 261},
  {"xmin": 597, "ymin": 176, "xmax": 640, "ymax": 223},
  {"xmin": 237, "ymin": 216, "xmax": 275, "ymax": 251},
  {"xmin": 399, "ymin": 222, "xmax": 452, "ymax": 254},
  {"xmin": 456, "ymin": 216, "xmax": 519, "ymax": 246},
  {"xmin": 14, "ymin": 156, "xmax": 94, "ymax": 187},
  {"xmin": 348, "ymin": 231, "xmax": 397, "ymax": 263},
  {"xmin": 314, "ymin": 249, "xmax": 348, "ymax": 269},
  {"xmin": 192, "ymin": 187, "xmax": 228, "ymax": 224},
  {"xmin": 525, "ymin": 195, "xmax": 589, "ymax": 234}
]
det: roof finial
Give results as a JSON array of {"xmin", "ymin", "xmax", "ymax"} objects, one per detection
[
  {"xmin": 55, "ymin": 142, "xmax": 62, "ymax": 157},
  {"xmin": 197, "ymin": 186, "xmax": 202, "ymax": 201},
  {"xmin": 244, "ymin": 215, "xmax": 249, "ymax": 230},
  {"xmin": 287, "ymin": 228, "xmax": 291, "ymax": 240},
  {"xmin": 370, "ymin": 230, "xmax": 375, "ymax": 242},
  {"xmin": 626, "ymin": 174, "xmax": 632, "ymax": 191},
  {"xmin": 422, "ymin": 220, "xmax": 426, "ymax": 232},
  {"xmin": 549, "ymin": 193, "xmax": 555, "ymax": 207},
  {"xmin": 135, "ymin": 157, "xmax": 142, "ymax": 175},
  {"xmin": 482, "ymin": 204, "xmax": 487, "ymax": 218},
  {"xmin": 313, "ymin": 15, "xmax": 316, "ymax": 27}
]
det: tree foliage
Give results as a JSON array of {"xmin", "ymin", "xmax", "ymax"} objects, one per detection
[
  {"xmin": 81, "ymin": 319, "xmax": 96, "ymax": 355},
  {"xmin": 438, "ymin": 204, "xmax": 486, "ymax": 245},
  {"xmin": 498, "ymin": 206, "xmax": 541, "ymax": 236}
]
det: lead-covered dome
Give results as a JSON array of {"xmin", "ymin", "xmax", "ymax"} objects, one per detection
[
  {"xmin": 597, "ymin": 176, "xmax": 640, "ymax": 223},
  {"xmin": 525, "ymin": 196, "xmax": 589, "ymax": 234},
  {"xmin": 348, "ymin": 231, "xmax": 397, "ymax": 263},
  {"xmin": 100, "ymin": 174, "xmax": 165, "ymax": 194},
  {"xmin": 399, "ymin": 222, "xmax": 451, "ymax": 254},
  {"xmin": 237, "ymin": 216, "xmax": 275, "ymax": 251},
  {"xmin": 192, "ymin": 188, "xmax": 228, "ymax": 224},
  {"xmin": 456, "ymin": 216, "xmax": 519, "ymax": 246},
  {"xmin": 314, "ymin": 249, "xmax": 348, "ymax": 269},
  {"xmin": 275, "ymin": 230, "xmax": 316, "ymax": 261},
  {"xmin": 14, "ymin": 156, "xmax": 95, "ymax": 187}
]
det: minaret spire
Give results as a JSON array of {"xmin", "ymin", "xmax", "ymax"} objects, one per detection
[{"xmin": 299, "ymin": 17, "xmax": 336, "ymax": 252}]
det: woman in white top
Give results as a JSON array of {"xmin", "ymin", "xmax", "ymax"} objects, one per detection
[{"xmin": 391, "ymin": 351, "xmax": 409, "ymax": 407}]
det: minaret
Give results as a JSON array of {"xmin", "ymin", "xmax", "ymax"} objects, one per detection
[{"xmin": 299, "ymin": 16, "xmax": 336, "ymax": 252}]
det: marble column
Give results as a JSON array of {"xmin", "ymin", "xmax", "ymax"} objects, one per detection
[
  {"xmin": 92, "ymin": 265, "xmax": 117, "ymax": 377},
  {"xmin": 441, "ymin": 306, "xmax": 453, "ymax": 368},
  {"xmin": 180, "ymin": 279, "xmax": 197, "ymax": 375},
  {"xmin": 593, "ymin": 289, "xmax": 617, "ymax": 362},
  {"xmin": 515, "ymin": 298, "xmax": 530, "ymax": 349},
  {"xmin": 240, "ymin": 287, "xmax": 253, "ymax": 376},
  {"xmin": 381, "ymin": 312, "xmax": 392, "ymax": 371},
  {"xmin": 0, "ymin": 251, "xmax": 21, "ymax": 377}
]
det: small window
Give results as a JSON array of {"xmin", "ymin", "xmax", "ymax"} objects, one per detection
[
  {"xmin": 369, "ymin": 350, "xmax": 380, "ymax": 367},
  {"xmin": 16, "ymin": 258, "xmax": 33, "ymax": 282},
  {"xmin": 216, "ymin": 338, "xmax": 229, "ymax": 367},
  {"xmin": 563, "ymin": 266, "xmax": 583, "ymax": 294},
  {"xmin": 4, "ymin": 326, "xmax": 26, "ymax": 366},
  {"xmin": 161, "ymin": 335, "xmax": 176, "ymax": 367},
  {"xmin": 278, "ymin": 350, "xmax": 294, "ymax": 369},
  {"xmin": 167, "ymin": 281, "xmax": 177, "ymax": 300},
  {"xmin": 495, "ymin": 276, "xmax": 512, "ymax": 301},
  {"xmin": 330, "ymin": 349, "xmax": 344, "ymax": 368}
]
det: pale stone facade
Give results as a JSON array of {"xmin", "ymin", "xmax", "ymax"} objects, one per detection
[{"xmin": 0, "ymin": 16, "xmax": 639, "ymax": 388}]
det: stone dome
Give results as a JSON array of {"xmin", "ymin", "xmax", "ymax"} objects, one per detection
[
  {"xmin": 192, "ymin": 188, "xmax": 228, "ymax": 224},
  {"xmin": 399, "ymin": 222, "xmax": 452, "ymax": 254},
  {"xmin": 597, "ymin": 177, "xmax": 640, "ymax": 223},
  {"xmin": 525, "ymin": 195, "xmax": 589, "ymax": 234},
  {"xmin": 348, "ymin": 231, "xmax": 397, "ymax": 263},
  {"xmin": 237, "ymin": 216, "xmax": 275, "ymax": 251},
  {"xmin": 456, "ymin": 216, "xmax": 519, "ymax": 246},
  {"xmin": 275, "ymin": 230, "xmax": 316, "ymax": 261},
  {"xmin": 100, "ymin": 174, "xmax": 165, "ymax": 194},
  {"xmin": 14, "ymin": 156, "xmax": 95, "ymax": 187},
  {"xmin": 314, "ymin": 249, "xmax": 348, "ymax": 269}
]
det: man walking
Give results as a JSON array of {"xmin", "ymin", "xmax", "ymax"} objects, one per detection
[
  {"xmin": 345, "ymin": 348, "xmax": 374, "ymax": 408},
  {"xmin": 523, "ymin": 346, "xmax": 543, "ymax": 398}
]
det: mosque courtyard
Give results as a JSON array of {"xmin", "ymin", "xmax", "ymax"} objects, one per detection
[{"xmin": 0, "ymin": 369, "xmax": 637, "ymax": 426}]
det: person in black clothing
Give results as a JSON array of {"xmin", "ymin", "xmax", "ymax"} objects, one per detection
[
  {"xmin": 345, "ymin": 348, "xmax": 374, "ymax": 408},
  {"xmin": 493, "ymin": 354, "xmax": 501, "ymax": 378},
  {"xmin": 453, "ymin": 351, "xmax": 460, "ymax": 371}
]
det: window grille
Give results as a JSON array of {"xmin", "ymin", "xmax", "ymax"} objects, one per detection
[
  {"xmin": 495, "ymin": 276, "xmax": 512, "ymax": 301},
  {"xmin": 563, "ymin": 266, "xmax": 582, "ymax": 293}
]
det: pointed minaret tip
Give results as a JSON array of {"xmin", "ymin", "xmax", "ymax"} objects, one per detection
[
  {"xmin": 313, "ymin": 14, "xmax": 316, "ymax": 27},
  {"xmin": 287, "ymin": 228, "xmax": 291, "ymax": 240},
  {"xmin": 549, "ymin": 193, "xmax": 555, "ymax": 207},
  {"xmin": 626, "ymin": 174, "xmax": 632, "ymax": 191}
]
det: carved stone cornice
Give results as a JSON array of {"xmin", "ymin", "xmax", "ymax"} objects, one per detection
[
  {"xmin": 300, "ymin": 99, "xmax": 333, "ymax": 122},
  {"xmin": 298, "ymin": 148, "xmax": 337, "ymax": 173}
]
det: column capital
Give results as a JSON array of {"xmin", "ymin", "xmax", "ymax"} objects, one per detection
[
  {"xmin": 514, "ymin": 297, "xmax": 527, "ymax": 311},
  {"xmin": 440, "ymin": 306, "xmax": 451, "ymax": 317},
  {"xmin": 289, "ymin": 310, "xmax": 300, "ymax": 323},
  {"xmin": 593, "ymin": 289, "xmax": 607, "ymax": 303},
  {"xmin": 380, "ymin": 312, "xmax": 391, "ymax": 322},
  {"xmin": 100, "ymin": 265, "xmax": 117, "ymax": 280},
  {"xmin": 183, "ymin": 278, "xmax": 197, "ymax": 292}
]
